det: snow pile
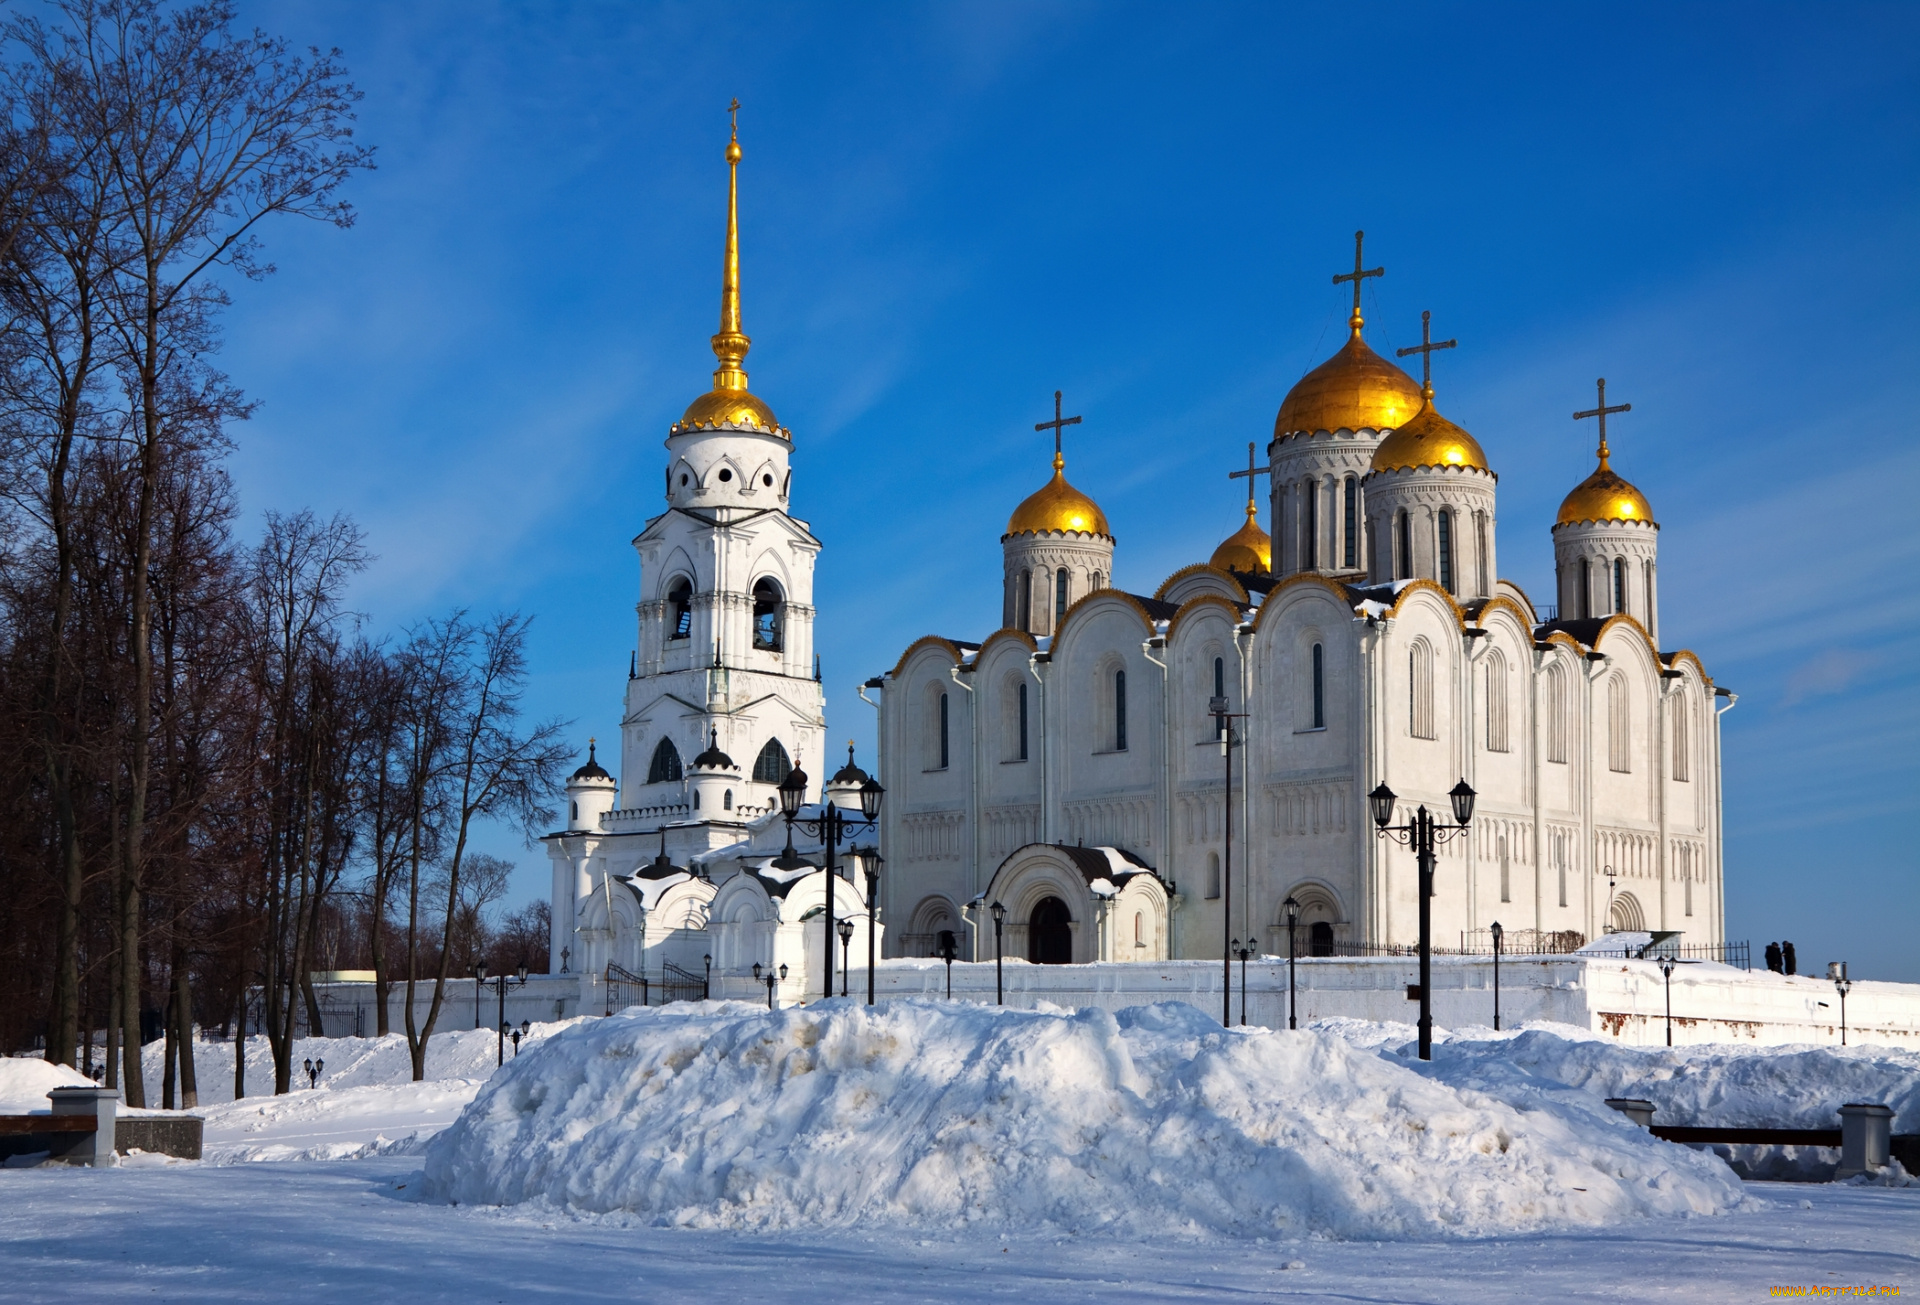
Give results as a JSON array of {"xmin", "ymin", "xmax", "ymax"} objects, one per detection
[
  {"xmin": 421, "ymin": 999, "xmax": 1745, "ymax": 1238},
  {"xmin": 199, "ymin": 1079, "xmax": 487, "ymax": 1164},
  {"xmin": 0, "ymin": 1056, "xmax": 92, "ymax": 1112}
]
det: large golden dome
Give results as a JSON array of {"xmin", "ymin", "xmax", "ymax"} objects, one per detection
[
  {"xmin": 679, "ymin": 387, "xmax": 779, "ymax": 432},
  {"xmin": 1274, "ymin": 322, "xmax": 1425, "ymax": 439},
  {"xmin": 1210, "ymin": 501, "xmax": 1271, "ymax": 574},
  {"xmin": 1370, "ymin": 394, "xmax": 1490, "ymax": 473},
  {"xmin": 1007, "ymin": 453, "xmax": 1110, "ymax": 537},
  {"xmin": 1557, "ymin": 447, "xmax": 1653, "ymax": 526}
]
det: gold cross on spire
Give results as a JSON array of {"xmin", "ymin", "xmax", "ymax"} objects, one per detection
[
  {"xmin": 1573, "ymin": 377, "xmax": 1631, "ymax": 463},
  {"xmin": 1331, "ymin": 230, "xmax": 1384, "ymax": 334},
  {"xmin": 1395, "ymin": 310, "xmax": 1457, "ymax": 398},
  {"xmin": 1034, "ymin": 389, "xmax": 1083, "ymax": 466},
  {"xmin": 1228, "ymin": 441, "xmax": 1271, "ymax": 508}
]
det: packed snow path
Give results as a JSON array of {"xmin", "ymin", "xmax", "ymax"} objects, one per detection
[{"xmin": 423, "ymin": 999, "xmax": 1749, "ymax": 1237}]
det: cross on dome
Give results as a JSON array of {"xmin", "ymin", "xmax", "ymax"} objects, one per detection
[
  {"xmin": 1034, "ymin": 389, "xmax": 1083, "ymax": 461},
  {"xmin": 1395, "ymin": 310, "xmax": 1457, "ymax": 398},
  {"xmin": 1332, "ymin": 229, "xmax": 1384, "ymax": 334},
  {"xmin": 1573, "ymin": 377, "xmax": 1631, "ymax": 463}
]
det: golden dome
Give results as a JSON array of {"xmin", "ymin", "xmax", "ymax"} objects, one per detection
[
  {"xmin": 1274, "ymin": 321, "xmax": 1425, "ymax": 439},
  {"xmin": 1007, "ymin": 453, "xmax": 1110, "ymax": 537},
  {"xmin": 1210, "ymin": 500, "xmax": 1271, "ymax": 574},
  {"xmin": 679, "ymin": 387, "xmax": 779, "ymax": 432},
  {"xmin": 1370, "ymin": 393, "xmax": 1490, "ymax": 473},
  {"xmin": 1557, "ymin": 447, "xmax": 1654, "ymax": 526}
]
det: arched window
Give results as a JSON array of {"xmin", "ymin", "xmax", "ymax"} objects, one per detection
[
  {"xmin": 1017, "ymin": 568, "xmax": 1031, "ymax": 631},
  {"xmin": 1437, "ymin": 509, "xmax": 1455, "ymax": 594},
  {"xmin": 1205, "ymin": 851, "xmax": 1221, "ymax": 899},
  {"xmin": 1213, "ymin": 656, "xmax": 1226, "ymax": 738},
  {"xmin": 1113, "ymin": 668, "xmax": 1128, "ymax": 751},
  {"xmin": 1311, "ymin": 642, "xmax": 1325, "ymax": 730},
  {"xmin": 1092, "ymin": 571, "xmax": 1104, "ymax": 592},
  {"xmin": 1556, "ymin": 832, "xmax": 1568, "ymax": 908},
  {"xmin": 1545, "ymin": 664, "xmax": 1568, "ymax": 764},
  {"xmin": 1001, "ymin": 675, "xmax": 1028, "ymax": 763},
  {"xmin": 1133, "ymin": 911, "xmax": 1143, "ymax": 947},
  {"xmin": 1028, "ymin": 896, "xmax": 1072, "ymax": 964},
  {"xmin": 1408, "ymin": 640, "xmax": 1435, "ymax": 739},
  {"xmin": 1671, "ymin": 695, "xmax": 1690, "ymax": 782},
  {"xmin": 752, "ymin": 738, "xmax": 791, "ymax": 784},
  {"xmin": 1607, "ymin": 674, "xmax": 1630, "ymax": 773},
  {"xmin": 1303, "ymin": 477, "xmax": 1318, "ymax": 569},
  {"xmin": 1475, "ymin": 511, "xmax": 1489, "ymax": 596},
  {"xmin": 1396, "ymin": 511, "xmax": 1413, "ymax": 581},
  {"xmin": 1498, "ymin": 833, "xmax": 1511, "ymax": 903},
  {"xmin": 647, "ymin": 737, "xmax": 682, "ymax": 783},
  {"xmin": 1055, "ymin": 568, "xmax": 1069, "ymax": 623},
  {"xmin": 1684, "ymin": 853, "xmax": 1694, "ymax": 917},
  {"xmin": 1486, "ymin": 650, "xmax": 1509, "ymax": 753},
  {"xmin": 666, "ymin": 578, "xmax": 693, "ymax": 640},
  {"xmin": 1342, "ymin": 477, "xmax": 1358, "ymax": 569},
  {"xmin": 723, "ymin": 788, "xmax": 733, "ymax": 811},
  {"xmin": 751, "ymin": 577, "xmax": 784, "ymax": 651},
  {"xmin": 1309, "ymin": 921, "xmax": 1334, "ymax": 957},
  {"xmin": 938, "ymin": 690, "xmax": 950, "ymax": 770},
  {"xmin": 1579, "ymin": 559, "xmax": 1592, "ymax": 620},
  {"xmin": 1613, "ymin": 557, "xmax": 1627, "ymax": 616}
]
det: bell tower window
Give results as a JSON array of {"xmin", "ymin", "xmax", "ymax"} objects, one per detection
[
  {"xmin": 752, "ymin": 577, "xmax": 784, "ymax": 651},
  {"xmin": 1342, "ymin": 477, "xmax": 1358, "ymax": 569},
  {"xmin": 1055, "ymin": 568, "xmax": 1069, "ymax": 624},
  {"xmin": 667, "ymin": 579, "xmax": 693, "ymax": 640},
  {"xmin": 1437, "ymin": 509, "xmax": 1455, "ymax": 594}
]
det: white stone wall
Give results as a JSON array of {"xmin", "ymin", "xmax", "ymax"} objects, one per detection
[
  {"xmin": 1001, "ymin": 531, "xmax": 1115, "ymax": 635},
  {"xmin": 1361, "ymin": 464, "xmax": 1498, "ymax": 599},
  {"xmin": 1553, "ymin": 518, "xmax": 1660, "ymax": 637},
  {"xmin": 1267, "ymin": 429, "xmax": 1379, "ymax": 579}
]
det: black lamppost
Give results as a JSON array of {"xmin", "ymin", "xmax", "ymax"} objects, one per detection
[
  {"xmin": 1830, "ymin": 962, "xmax": 1852, "ymax": 1046},
  {"xmin": 779, "ymin": 756, "xmax": 884, "ymax": 1004},
  {"xmin": 1658, "ymin": 956, "xmax": 1676, "ymax": 1047},
  {"xmin": 1231, "ymin": 940, "xmax": 1254, "ymax": 1026},
  {"xmin": 302, "ymin": 1057, "xmax": 324, "ymax": 1089},
  {"xmin": 836, "ymin": 917, "xmax": 854, "ymax": 998},
  {"xmin": 856, "ymin": 848, "xmax": 884, "ymax": 1005},
  {"xmin": 753, "ymin": 961, "xmax": 788, "ymax": 1010},
  {"xmin": 510, "ymin": 1019, "xmax": 530, "ymax": 1057},
  {"xmin": 474, "ymin": 962, "xmax": 486, "ymax": 1029},
  {"xmin": 938, "ymin": 930, "xmax": 957, "ymax": 999},
  {"xmin": 1369, "ymin": 778, "xmax": 1476, "ymax": 1061},
  {"xmin": 990, "ymin": 900, "xmax": 1006, "ymax": 1005},
  {"xmin": 1283, "ymin": 895, "xmax": 1300, "ymax": 1031},
  {"xmin": 486, "ymin": 964, "xmax": 529, "ymax": 1065},
  {"xmin": 702, "ymin": 953, "xmax": 712, "ymax": 1001},
  {"xmin": 1490, "ymin": 921, "xmax": 1504, "ymax": 1032},
  {"xmin": 1209, "ymin": 693, "xmax": 1249, "ymax": 1029}
]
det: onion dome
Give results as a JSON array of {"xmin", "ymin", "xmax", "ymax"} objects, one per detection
[
  {"xmin": 1006, "ymin": 452, "xmax": 1110, "ymax": 537},
  {"xmin": 1209, "ymin": 500, "xmax": 1272, "ymax": 574},
  {"xmin": 674, "ymin": 114, "xmax": 783, "ymax": 436},
  {"xmin": 569, "ymin": 739, "xmax": 614, "ymax": 784},
  {"xmin": 1370, "ymin": 391, "xmax": 1490, "ymax": 473},
  {"xmin": 1557, "ymin": 442, "xmax": 1654, "ymax": 526},
  {"xmin": 828, "ymin": 742, "xmax": 870, "ymax": 789},
  {"xmin": 691, "ymin": 729, "xmax": 737, "ymax": 771},
  {"xmin": 1274, "ymin": 316, "xmax": 1424, "ymax": 439}
]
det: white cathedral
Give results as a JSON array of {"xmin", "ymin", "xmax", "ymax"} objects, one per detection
[{"xmin": 546, "ymin": 121, "xmax": 1726, "ymax": 1000}]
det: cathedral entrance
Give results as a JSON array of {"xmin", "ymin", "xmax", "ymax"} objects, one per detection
[
  {"xmin": 1310, "ymin": 921, "xmax": 1335, "ymax": 957},
  {"xmin": 1028, "ymin": 896, "xmax": 1073, "ymax": 964}
]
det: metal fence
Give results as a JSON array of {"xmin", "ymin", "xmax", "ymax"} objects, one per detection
[
  {"xmin": 660, "ymin": 960, "xmax": 708, "ymax": 1004},
  {"xmin": 605, "ymin": 963, "xmax": 648, "ymax": 1014}
]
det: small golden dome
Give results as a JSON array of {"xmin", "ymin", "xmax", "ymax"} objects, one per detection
[
  {"xmin": 1007, "ymin": 453, "xmax": 1110, "ymax": 537},
  {"xmin": 1557, "ymin": 449, "xmax": 1654, "ymax": 526},
  {"xmin": 1370, "ymin": 393, "xmax": 1490, "ymax": 473},
  {"xmin": 1274, "ymin": 324, "xmax": 1425, "ymax": 439},
  {"xmin": 678, "ymin": 387, "xmax": 780, "ymax": 432},
  {"xmin": 1210, "ymin": 500, "xmax": 1271, "ymax": 574}
]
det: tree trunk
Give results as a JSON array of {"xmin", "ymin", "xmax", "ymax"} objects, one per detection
[
  {"xmin": 161, "ymin": 980, "xmax": 176, "ymax": 1110},
  {"xmin": 103, "ymin": 951, "xmax": 121, "ymax": 1091},
  {"xmin": 231, "ymin": 983, "xmax": 246, "ymax": 1102},
  {"xmin": 118, "ymin": 865, "xmax": 144, "ymax": 1107},
  {"xmin": 173, "ymin": 939, "xmax": 197, "ymax": 1108}
]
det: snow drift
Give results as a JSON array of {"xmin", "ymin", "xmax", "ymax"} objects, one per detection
[
  {"xmin": 0, "ymin": 1057, "xmax": 92, "ymax": 1112},
  {"xmin": 420, "ymin": 999, "xmax": 1745, "ymax": 1238}
]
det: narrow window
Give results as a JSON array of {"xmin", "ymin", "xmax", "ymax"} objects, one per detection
[
  {"xmin": 1397, "ymin": 511, "xmax": 1413, "ymax": 581},
  {"xmin": 1092, "ymin": 571, "xmax": 1103, "ymax": 591},
  {"xmin": 1475, "ymin": 512, "xmax": 1489, "ymax": 596},
  {"xmin": 1342, "ymin": 477, "xmax": 1358, "ymax": 569},
  {"xmin": 1608, "ymin": 675, "xmax": 1630, "ymax": 773},
  {"xmin": 1133, "ymin": 911, "xmax": 1143, "ymax": 946},
  {"xmin": 1213, "ymin": 656, "xmax": 1225, "ymax": 738},
  {"xmin": 570, "ymin": 800, "xmax": 578, "ymax": 821},
  {"xmin": 1206, "ymin": 851, "xmax": 1221, "ymax": 900},
  {"xmin": 752, "ymin": 738, "xmax": 791, "ymax": 784},
  {"xmin": 1556, "ymin": 832, "xmax": 1568, "ymax": 908},
  {"xmin": 1017, "ymin": 568, "xmax": 1031, "ymax": 631},
  {"xmin": 1579, "ymin": 559, "xmax": 1592, "ymax": 620},
  {"xmin": 1486, "ymin": 652, "xmax": 1509, "ymax": 753},
  {"xmin": 1018, "ymin": 681, "xmax": 1029, "ymax": 761},
  {"xmin": 938, "ymin": 691, "xmax": 950, "ymax": 770},
  {"xmin": 1055, "ymin": 568, "xmax": 1069, "ymax": 624},
  {"xmin": 1408, "ymin": 641, "xmax": 1435, "ymax": 739},
  {"xmin": 1114, "ymin": 669, "xmax": 1128, "ymax": 751},
  {"xmin": 1684, "ymin": 862, "xmax": 1694, "ymax": 917},
  {"xmin": 1613, "ymin": 557, "xmax": 1627, "ymax": 616},
  {"xmin": 667, "ymin": 579, "xmax": 693, "ymax": 640},
  {"xmin": 1311, "ymin": 642, "xmax": 1325, "ymax": 729},
  {"xmin": 752, "ymin": 577, "xmax": 784, "ymax": 651},
  {"xmin": 1303, "ymin": 478, "xmax": 1318, "ymax": 570},
  {"xmin": 723, "ymin": 788, "xmax": 733, "ymax": 811},
  {"xmin": 1499, "ymin": 835, "xmax": 1511, "ymax": 903},
  {"xmin": 1437, "ymin": 509, "xmax": 1455, "ymax": 594},
  {"xmin": 1546, "ymin": 666, "xmax": 1567, "ymax": 764},
  {"xmin": 1275, "ymin": 489, "xmax": 1287, "ymax": 572},
  {"xmin": 648, "ymin": 738, "xmax": 683, "ymax": 783},
  {"xmin": 1671, "ymin": 696, "xmax": 1689, "ymax": 782}
]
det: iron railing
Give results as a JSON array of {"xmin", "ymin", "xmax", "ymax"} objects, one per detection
[
  {"xmin": 660, "ymin": 960, "xmax": 708, "ymax": 1004},
  {"xmin": 605, "ymin": 963, "xmax": 648, "ymax": 1014}
]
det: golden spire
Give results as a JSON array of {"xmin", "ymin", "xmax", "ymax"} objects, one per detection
[{"xmin": 711, "ymin": 99, "xmax": 749, "ymax": 393}]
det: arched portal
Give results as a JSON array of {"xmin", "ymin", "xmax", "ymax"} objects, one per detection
[
  {"xmin": 1309, "ymin": 921, "xmax": 1334, "ymax": 957},
  {"xmin": 1608, "ymin": 890, "xmax": 1646, "ymax": 934},
  {"xmin": 1028, "ymin": 896, "xmax": 1072, "ymax": 964}
]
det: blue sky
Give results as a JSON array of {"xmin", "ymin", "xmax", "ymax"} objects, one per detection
[{"xmin": 219, "ymin": 3, "xmax": 1918, "ymax": 979}]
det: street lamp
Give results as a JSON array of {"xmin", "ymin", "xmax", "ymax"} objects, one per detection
[
  {"xmin": 1830, "ymin": 962, "xmax": 1852, "ymax": 1046},
  {"xmin": 302, "ymin": 1057, "xmax": 324, "ymax": 1089},
  {"xmin": 1490, "ymin": 921, "xmax": 1504, "ymax": 1032},
  {"xmin": 1210, "ymin": 693, "xmax": 1249, "ymax": 1029},
  {"xmin": 837, "ymin": 917, "xmax": 854, "ymax": 998},
  {"xmin": 1283, "ymin": 895, "xmax": 1300, "ymax": 1031},
  {"xmin": 780, "ymin": 752, "xmax": 884, "ymax": 1004},
  {"xmin": 485, "ymin": 963, "xmax": 530, "ymax": 1066},
  {"xmin": 752, "ymin": 961, "xmax": 788, "ymax": 1010},
  {"xmin": 474, "ymin": 961, "xmax": 486, "ymax": 1029},
  {"xmin": 702, "ymin": 953, "xmax": 712, "ymax": 1001},
  {"xmin": 1369, "ymin": 778, "xmax": 1476, "ymax": 1060},
  {"xmin": 510, "ymin": 1019, "xmax": 530, "ymax": 1057},
  {"xmin": 1231, "ymin": 940, "xmax": 1254, "ymax": 1026},
  {"xmin": 990, "ymin": 901, "xmax": 1006, "ymax": 1005},
  {"xmin": 938, "ymin": 930, "xmax": 958, "ymax": 999},
  {"xmin": 1658, "ymin": 956, "xmax": 1677, "ymax": 1047},
  {"xmin": 854, "ymin": 847, "xmax": 884, "ymax": 1005}
]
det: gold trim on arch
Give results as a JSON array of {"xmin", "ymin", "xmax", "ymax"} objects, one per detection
[
  {"xmin": 1051, "ymin": 588, "xmax": 1160, "ymax": 645},
  {"xmin": 1164, "ymin": 593, "xmax": 1245, "ymax": 640},
  {"xmin": 1152, "ymin": 563, "xmax": 1249, "ymax": 605},
  {"xmin": 1246, "ymin": 571, "xmax": 1357, "ymax": 636},
  {"xmin": 972, "ymin": 627, "xmax": 1042, "ymax": 664},
  {"xmin": 886, "ymin": 634, "xmax": 971, "ymax": 681}
]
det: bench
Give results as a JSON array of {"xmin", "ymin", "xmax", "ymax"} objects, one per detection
[
  {"xmin": 1606, "ymin": 1098, "xmax": 1906, "ymax": 1179},
  {"xmin": 0, "ymin": 1086, "xmax": 120, "ymax": 1167}
]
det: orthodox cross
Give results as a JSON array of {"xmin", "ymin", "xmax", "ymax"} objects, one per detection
[
  {"xmin": 1573, "ymin": 377, "xmax": 1630, "ymax": 457},
  {"xmin": 1034, "ymin": 389, "xmax": 1082, "ymax": 457},
  {"xmin": 1395, "ymin": 310, "xmax": 1457, "ymax": 393},
  {"xmin": 1332, "ymin": 229, "xmax": 1384, "ymax": 317},
  {"xmin": 728, "ymin": 98, "xmax": 739, "ymax": 135},
  {"xmin": 1228, "ymin": 441, "xmax": 1271, "ymax": 501}
]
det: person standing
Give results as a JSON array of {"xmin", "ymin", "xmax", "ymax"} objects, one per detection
[
  {"xmin": 1765, "ymin": 941, "xmax": 1782, "ymax": 973},
  {"xmin": 1782, "ymin": 940, "xmax": 1797, "ymax": 976}
]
